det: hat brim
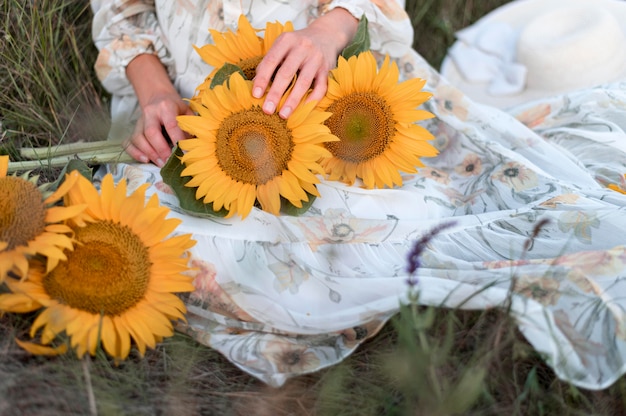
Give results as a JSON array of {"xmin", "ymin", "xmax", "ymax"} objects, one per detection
[{"xmin": 441, "ymin": 0, "xmax": 626, "ymax": 109}]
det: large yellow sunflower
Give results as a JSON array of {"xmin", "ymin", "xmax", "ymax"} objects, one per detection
[
  {"xmin": 177, "ymin": 72, "xmax": 338, "ymax": 219},
  {"xmin": 0, "ymin": 173, "xmax": 196, "ymax": 360},
  {"xmin": 192, "ymin": 14, "xmax": 293, "ymax": 96},
  {"xmin": 318, "ymin": 51, "xmax": 438, "ymax": 189},
  {"xmin": 0, "ymin": 155, "xmax": 84, "ymax": 282}
]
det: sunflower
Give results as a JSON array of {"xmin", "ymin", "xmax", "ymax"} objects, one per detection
[
  {"xmin": 318, "ymin": 51, "xmax": 438, "ymax": 189},
  {"xmin": 177, "ymin": 72, "xmax": 337, "ymax": 218},
  {"xmin": 0, "ymin": 155, "xmax": 84, "ymax": 282},
  {"xmin": 0, "ymin": 173, "xmax": 196, "ymax": 360},
  {"xmin": 192, "ymin": 14, "xmax": 293, "ymax": 96}
]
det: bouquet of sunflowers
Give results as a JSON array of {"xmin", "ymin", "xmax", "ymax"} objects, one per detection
[{"xmin": 161, "ymin": 15, "xmax": 438, "ymax": 219}]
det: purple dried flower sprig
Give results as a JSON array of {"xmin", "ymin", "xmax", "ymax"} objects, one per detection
[
  {"xmin": 522, "ymin": 217, "xmax": 551, "ymax": 253},
  {"xmin": 406, "ymin": 221, "xmax": 456, "ymax": 287}
]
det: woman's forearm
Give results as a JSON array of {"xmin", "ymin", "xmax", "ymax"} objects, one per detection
[{"xmin": 126, "ymin": 53, "xmax": 179, "ymax": 108}]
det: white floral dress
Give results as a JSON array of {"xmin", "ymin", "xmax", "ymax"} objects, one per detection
[{"xmin": 92, "ymin": 0, "xmax": 626, "ymax": 389}]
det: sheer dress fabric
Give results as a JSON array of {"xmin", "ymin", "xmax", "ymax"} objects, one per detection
[{"xmin": 92, "ymin": 0, "xmax": 626, "ymax": 389}]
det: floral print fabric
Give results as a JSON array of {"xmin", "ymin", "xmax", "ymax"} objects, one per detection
[{"xmin": 94, "ymin": 1, "xmax": 626, "ymax": 390}]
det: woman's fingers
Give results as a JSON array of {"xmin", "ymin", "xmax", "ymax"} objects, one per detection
[
  {"xmin": 124, "ymin": 119, "xmax": 164, "ymax": 166},
  {"xmin": 124, "ymin": 98, "xmax": 192, "ymax": 166},
  {"xmin": 253, "ymin": 28, "xmax": 339, "ymax": 118},
  {"xmin": 161, "ymin": 103, "xmax": 193, "ymax": 147},
  {"xmin": 278, "ymin": 61, "xmax": 325, "ymax": 118}
]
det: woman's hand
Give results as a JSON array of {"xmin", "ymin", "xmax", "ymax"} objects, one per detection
[
  {"xmin": 125, "ymin": 54, "xmax": 193, "ymax": 166},
  {"xmin": 252, "ymin": 8, "xmax": 359, "ymax": 119}
]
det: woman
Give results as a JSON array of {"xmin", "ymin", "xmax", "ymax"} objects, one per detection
[
  {"xmin": 91, "ymin": 0, "xmax": 412, "ymax": 166},
  {"xmin": 91, "ymin": 0, "xmax": 626, "ymax": 389}
]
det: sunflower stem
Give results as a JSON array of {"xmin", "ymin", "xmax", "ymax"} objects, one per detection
[
  {"xmin": 8, "ymin": 151, "xmax": 134, "ymax": 173},
  {"xmin": 20, "ymin": 140, "xmax": 125, "ymax": 159},
  {"xmin": 81, "ymin": 357, "xmax": 98, "ymax": 416}
]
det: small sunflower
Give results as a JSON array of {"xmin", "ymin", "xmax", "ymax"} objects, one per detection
[
  {"xmin": 318, "ymin": 51, "xmax": 438, "ymax": 189},
  {"xmin": 0, "ymin": 173, "xmax": 196, "ymax": 360},
  {"xmin": 0, "ymin": 155, "xmax": 84, "ymax": 281},
  {"xmin": 177, "ymin": 72, "xmax": 338, "ymax": 218},
  {"xmin": 193, "ymin": 14, "xmax": 293, "ymax": 95}
]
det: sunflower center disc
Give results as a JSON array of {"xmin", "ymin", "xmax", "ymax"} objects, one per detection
[
  {"xmin": 325, "ymin": 92, "xmax": 395, "ymax": 163},
  {"xmin": 0, "ymin": 177, "xmax": 46, "ymax": 250},
  {"xmin": 238, "ymin": 55, "xmax": 263, "ymax": 80},
  {"xmin": 216, "ymin": 107, "xmax": 294, "ymax": 185},
  {"xmin": 43, "ymin": 221, "xmax": 151, "ymax": 315}
]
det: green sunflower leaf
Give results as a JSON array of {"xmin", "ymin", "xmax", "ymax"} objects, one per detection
[
  {"xmin": 160, "ymin": 146, "xmax": 228, "ymax": 218},
  {"xmin": 210, "ymin": 63, "xmax": 246, "ymax": 89},
  {"xmin": 341, "ymin": 15, "xmax": 370, "ymax": 59},
  {"xmin": 279, "ymin": 193, "xmax": 317, "ymax": 216}
]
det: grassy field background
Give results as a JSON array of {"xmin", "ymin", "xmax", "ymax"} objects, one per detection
[{"xmin": 2, "ymin": 1, "xmax": 626, "ymax": 415}]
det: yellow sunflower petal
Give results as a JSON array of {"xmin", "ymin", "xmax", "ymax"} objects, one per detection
[
  {"xmin": 15, "ymin": 338, "xmax": 68, "ymax": 356},
  {"xmin": 298, "ymin": 178, "xmax": 321, "ymax": 197},
  {"xmin": 278, "ymin": 170, "xmax": 308, "ymax": 203},
  {"xmin": 353, "ymin": 51, "xmax": 377, "ymax": 92},
  {"xmin": 236, "ymin": 14, "xmax": 263, "ymax": 56},
  {"xmin": 108, "ymin": 176, "xmax": 129, "ymax": 223},
  {"xmin": 371, "ymin": 55, "xmax": 395, "ymax": 91},
  {"xmin": 372, "ymin": 158, "xmax": 395, "ymax": 188},
  {"xmin": 334, "ymin": 56, "xmax": 355, "ymax": 94},
  {"xmin": 14, "ymin": 253, "xmax": 30, "ymax": 279},
  {"xmin": 45, "ymin": 204, "xmax": 87, "ymax": 223},
  {"xmin": 122, "ymin": 312, "xmax": 157, "ymax": 352},
  {"xmin": 256, "ymin": 181, "xmax": 280, "ymax": 215},
  {"xmin": 0, "ymin": 293, "xmax": 41, "ymax": 313},
  {"xmin": 135, "ymin": 303, "xmax": 174, "ymax": 337},
  {"xmin": 264, "ymin": 20, "xmax": 293, "ymax": 50},
  {"xmin": 99, "ymin": 315, "xmax": 120, "ymax": 358},
  {"xmin": 287, "ymin": 160, "xmax": 320, "ymax": 184},
  {"xmin": 0, "ymin": 155, "xmax": 8, "ymax": 177},
  {"xmin": 112, "ymin": 315, "xmax": 132, "ymax": 359},
  {"xmin": 144, "ymin": 291, "xmax": 188, "ymax": 321},
  {"xmin": 65, "ymin": 309, "xmax": 93, "ymax": 339},
  {"xmin": 69, "ymin": 173, "xmax": 105, "ymax": 220},
  {"xmin": 80, "ymin": 324, "xmax": 100, "ymax": 357},
  {"xmin": 236, "ymin": 183, "xmax": 257, "ymax": 218},
  {"xmin": 30, "ymin": 307, "xmax": 62, "ymax": 339},
  {"xmin": 43, "ymin": 170, "xmax": 80, "ymax": 204},
  {"xmin": 44, "ymin": 223, "xmax": 73, "ymax": 234}
]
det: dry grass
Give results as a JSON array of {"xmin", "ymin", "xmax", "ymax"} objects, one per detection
[
  {"xmin": 3, "ymin": 305, "xmax": 623, "ymax": 415},
  {"xmin": 0, "ymin": 0, "xmax": 109, "ymax": 157},
  {"xmin": 1, "ymin": 1, "xmax": 626, "ymax": 415}
]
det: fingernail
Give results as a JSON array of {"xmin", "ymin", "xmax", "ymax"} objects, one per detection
[
  {"xmin": 263, "ymin": 101, "xmax": 275, "ymax": 114},
  {"xmin": 279, "ymin": 106, "xmax": 292, "ymax": 119},
  {"xmin": 156, "ymin": 158, "xmax": 165, "ymax": 167},
  {"xmin": 139, "ymin": 156, "xmax": 149, "ymax": 164},
  {"xmin": 253, "ymin": 87, "xmax": 263, "ymax": 98}
]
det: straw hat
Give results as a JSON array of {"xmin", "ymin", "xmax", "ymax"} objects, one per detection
[{"xmin": 440, "ymin": 0, "xmax": 626, "ymax": 109}]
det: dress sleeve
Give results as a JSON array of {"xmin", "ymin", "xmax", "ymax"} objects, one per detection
[
  {"xmin": 325, "ymin": 0, "xmax": 414, "ymax": 58},
  {"xmin": 90, "ymin": 0, "xmax": 176, "ymax": 96}
]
